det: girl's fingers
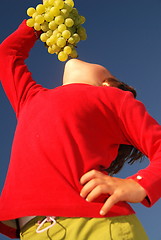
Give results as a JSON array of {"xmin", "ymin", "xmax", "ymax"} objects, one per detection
[
  {"xmin": 80, "ymin": 178, "xmax": 103, "ymax": 198},
  {"xmin": 80, "ymin": 169, "xmax": 105, "ymax": 185},
  {"xmin": 84, "ymin": 184, "xmax": 108, "ymax": 202},
  {"xmin": 100, "ymin": 193, "xmax": 120, "ymax": 216}
]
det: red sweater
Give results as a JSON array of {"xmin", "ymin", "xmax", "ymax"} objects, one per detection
[{"xmin": 0, "ymin": 21, "xmax": 161, "ymax": 238}]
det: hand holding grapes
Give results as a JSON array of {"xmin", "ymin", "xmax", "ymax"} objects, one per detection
[{"xmin": 80, "ymin": 170, "xmax": 147, "ymax": 216}]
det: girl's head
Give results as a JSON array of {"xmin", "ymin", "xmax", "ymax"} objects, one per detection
[
  {"xmin": 63, "ymin": 59, "xmax": 136, "ymax": 99},
  {"xmin": 63, "ymin": 59, "xmax": 113, "ymax": 86}
]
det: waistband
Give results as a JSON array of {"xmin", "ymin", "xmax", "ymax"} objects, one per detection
[
  {"xmin": 19, "ymin": 216, "xmax": 56, "ymax": 233},
  {"xmin": 19, "ymin": 216, "xmax": 36, "ymax": 229}
]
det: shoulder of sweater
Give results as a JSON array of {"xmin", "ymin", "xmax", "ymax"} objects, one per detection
[{"xmin": 100, "ymin": 86, "xmax": 135, "ymax": 102}]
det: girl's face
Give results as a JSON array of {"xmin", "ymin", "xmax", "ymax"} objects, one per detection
[{"xmin": 62, "ymin": 59, "xmax": 113, "ymax": 86}]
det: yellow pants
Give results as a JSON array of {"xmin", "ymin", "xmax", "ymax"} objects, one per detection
[{"xmin": 20, "ymin": 215, "xmax": 149, "ymax": 240}]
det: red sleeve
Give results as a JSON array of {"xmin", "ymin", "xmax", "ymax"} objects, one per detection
[
  {"xmin": 0, "ymin": 221, "xmax": 17, "ymax": 239},
  {"xmin": 0, "ymin": 20, "xmax": 43, "ymax": 117},
  {"xmin": 119, "ymin": 92, "xmax": 161, "ymax": 207}
]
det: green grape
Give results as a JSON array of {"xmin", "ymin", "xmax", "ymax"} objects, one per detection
[
  {"xmin": 43, "ymin": 0, "xmax": 50, "ymax": 7},
  {"xmin": 58, "ymin": 51, "xmax": 68, "ymax": 61},
  {"xmin": 36, "ymin": 4, "xmax": 45, "ymax": 14},
  {"xmin": 68, "ymin": 43, "xmax": 74, "ymax": 50},
  {"xmin": 46, "ymin": 30, "xmax": 53, "ymax": 37},
  {"xmin": 27, "ymin": 7, "xmax": 36, "ymax": 17},
  {"xmin": 52, "ymin": 44, "xmax": 61, "ymax": 52},
  {"xmin": 49, "ymin": 20, "xmax": 58, "ymax": 30},
  {"xmin": 49, "ymin": 7, "xmax": 60, "ymax": 17},
  {"xmin": 56, "ymin": 32, "xmax": 62, "ymax": 38},
  {"xmin": 58, "ymin": 24, "xmax": 66, "ymax": 32},
  {"xmin": 67, "ymin": 26, "xmax": 76, "ymax": 35},
  {"xmin": 80, "ymin": 32, "xmax": 87, "ymax": 40},
  {"xmin": 53, "ymin": 29, "xmax": 59, "ymax": 35},
  {"xmin": 26, "ymin": 18, "xmax": 35, "ymax": 27},
  {"xmin": 48, "ymin": 47, "xmax": 55, "ymax": 54},
  {"xmin": 68, "ymin": 12, "xmax": 75, "ymax": 20},
  {"xmin": 57, "ymin": 37, "xmax": 66, "ymax": 47},
  {"xmin": 73, "ymin": 33, "xmax": 80, "ymax": 43},
  {"xmin": 35, "ymin": 15, "xmax": 44, "ymax": 24},
  {"xmin": 32, "ymin": 12, "xmax": 39, "ymax": 19},
  {"xmin": 40, "ymin": 33, "xmax": 49, "ymax": 42},
  {"xmin": 62, "ymin": 30, "xmax": 71, "ymax": 39},
  {"xmin": 55, "ymin": 0, "xmax": 64, "ymax": 9},
  {"xmin": 55, "ymin": 15, "xmax": 64, "ymax": 25},
  {"xmin": 46, "ymin": 6, "xmax": 52, "ymax": 12},
  {"xmin": 63, "ymin": 3, "xmax": 72, "ymax": 12},
  {"xmin": 60, "ymin": 8, "xmax": 69, "ymax": 18},
  {"xmin": 65, "ymin": 0, "xmax": 74, "ymax": 7},
  {"xmin": 65, "ymin": 18, "xmax": 74, "ymax": 27},
  {"xmin": 68, "ymin": 36, "xmax": 75, "ymax": 44},
  {"xmin": 41, "ymin": 22, "xmax": 50, "ymax": 32},
  {"xmin": 49, "ymin": 35, "xmax": 57, "ymax": 44},
  {"xmin": 80, "ymin": 16, "xmax": 86, "ymax": 24},
  {"xmin": 34, "ymin": 23, "xmax": 41, "ymax": 31},
  {"xmin": 44, "ymin": 13, "xmax": 53, "ymax": 22},
  {"xmin": 74, "ymin": 16, "xmax": 81, "ymax": 26},
  {"xmin": 46, "ymin": 38, "xmax": 52, "ymax": 46},
  {"xmin": 77, "ymin": 26, "xmax": 86, "ymax": 35},
  {"xmin": 48, "ymin": 0, "xmax": 55, "ymax": 5},
  {"xmin": 77, "ymin": 26, "xmax": 87, "ymax": 40},
  {"xmin": 63, "ymin": 45, "xmax": 72, "ymax": 54},
  {"xmin": 71, "ymin": 8, "xmax": 78, "ymax": 16},
  {"xmin": 70, "ymin": 48, "xmax": 78, "ymax": 58}
]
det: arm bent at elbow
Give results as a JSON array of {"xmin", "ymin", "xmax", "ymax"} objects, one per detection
[{"xmin": 80, "ymin": 170, "xmax": 147, "ymax": 216}]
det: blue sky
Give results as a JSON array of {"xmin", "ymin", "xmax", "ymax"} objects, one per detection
[{"xmin": 0, "ymin": 0, "xmax": 161, "ymax": 239}]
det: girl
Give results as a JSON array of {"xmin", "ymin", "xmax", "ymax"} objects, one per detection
[{"xmin": 0, "ymin": 15, "xmax": 161, "ymax": 240}]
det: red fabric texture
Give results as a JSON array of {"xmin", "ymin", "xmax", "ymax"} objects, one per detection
[{"xmin": 0, "ymin": 20, "xmax": 161, "ymax": 238}]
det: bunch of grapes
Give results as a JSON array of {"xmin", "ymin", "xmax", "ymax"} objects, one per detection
[{"xmin": 26, "ymin": 0, "xmax": 87, "ymax": 62}]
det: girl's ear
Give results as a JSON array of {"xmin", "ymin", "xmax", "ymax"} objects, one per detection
[{"xmin": 102, "ymin": 79, "xmax": 110, "ymax": 87}]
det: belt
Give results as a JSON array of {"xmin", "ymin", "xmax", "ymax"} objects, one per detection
[
  {"xmin": 19, "ymin": 216, "xmax": 36, "ymax": 229},
  {"xmin": 18, "ymin": 216, "xmax": 56, "ymax": 233}
]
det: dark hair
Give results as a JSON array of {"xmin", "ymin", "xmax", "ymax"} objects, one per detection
[{"xmin": 104, "ymin": 77, "xmax": 144, "ymax": 175}]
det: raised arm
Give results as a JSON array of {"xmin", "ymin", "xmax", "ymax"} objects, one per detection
[{"xmin": 0, "ymin": 20, "xmax": 43, "ymax": 117}]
